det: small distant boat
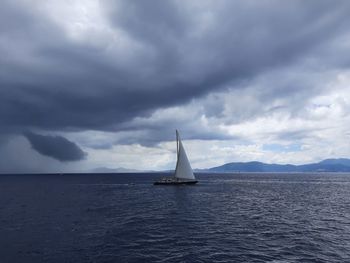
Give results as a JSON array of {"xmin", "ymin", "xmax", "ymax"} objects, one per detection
[{"xmin": 154, "ymin": 130, "xmax": 198, "ymax": 185}]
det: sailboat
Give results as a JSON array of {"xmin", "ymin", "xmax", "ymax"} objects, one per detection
[{"xmin": 154, "ymin": 130, "xmax": 198, "ymax": 185}]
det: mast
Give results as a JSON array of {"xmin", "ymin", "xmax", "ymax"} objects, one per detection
[
  {"xmin": 176, "ymin": 129, "xmax": 179, "ymax": 157},
  {"xmin": 174, "ymin": 130, "xmax": 179, "ymax": 178}
]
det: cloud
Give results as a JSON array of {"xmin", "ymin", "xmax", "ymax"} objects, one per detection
[
  {"xmin": 24, "ymin": 131, "xmax": 86, "ymax": 162},
  {"xmin": 1, "ymin": 0, "xmax": 350, "ymax": 136},
  {"xmin": 1, "ymin": 0, "xmax": 350, "ymax": 171}
]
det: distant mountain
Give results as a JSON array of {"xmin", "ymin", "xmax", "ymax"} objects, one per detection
[
  {"xmin": 318, "ymin": 158, "xmax": 350, "ymax": 166},
  {"xmin": 89, "ymin": 158, "xmax": 350, "ymax": 174},
  {"xmin": 206, "ymin": 158, "xmax": 350, "ymax": 173}
]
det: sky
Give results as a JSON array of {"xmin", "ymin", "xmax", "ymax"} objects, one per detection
[{"xmin": 1, "ymin": 0, "xmax": 350, "ymax": 173}]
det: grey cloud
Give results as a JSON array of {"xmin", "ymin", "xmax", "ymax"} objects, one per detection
[
  {"xmin": 24, "ymin": 131, "xmax": 86, "ymax": 162},
  {"xmin": 1, "ymin": 0, "xmax": 350, "ymax": 144}
]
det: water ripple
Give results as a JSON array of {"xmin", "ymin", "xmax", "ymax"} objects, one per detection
[{"xmin": 0, "ymin": 173, "xmax": 350, "ymax": 262}]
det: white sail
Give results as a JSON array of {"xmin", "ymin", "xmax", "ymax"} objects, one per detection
[{"xmin": 174, "ymin": 130, "xmax": 196, "ymax": 180}]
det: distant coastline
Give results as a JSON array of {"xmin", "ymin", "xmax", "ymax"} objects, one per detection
[
  {"xmin": 92, "ymin": 158, "xmax": 350, "ymax": 174},
  {"xmin": 198, "ymin": 158, "xmax": 350, "ymax": 173},
  {"xmin": 2, "ymin": 158, "xmax": 350, "ymax": 174}
]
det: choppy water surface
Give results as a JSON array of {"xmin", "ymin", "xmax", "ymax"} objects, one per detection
[{"xmin": 1, "ymin": 173, "xmax": 350, "ymax": 262}]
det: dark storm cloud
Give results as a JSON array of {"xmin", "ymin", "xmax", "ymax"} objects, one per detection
[
  {"xmin": 1, "ymin": 0, "xmax": 350, "ymax": 143},
  {"xmin": 24, "ymin": 131, "xmax": 86, "ymax": 161}
]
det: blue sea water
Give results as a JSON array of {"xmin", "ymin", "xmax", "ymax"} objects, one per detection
[{"xmin": 0, "ymin": 173, "xmax": 350, "ymax": 263}]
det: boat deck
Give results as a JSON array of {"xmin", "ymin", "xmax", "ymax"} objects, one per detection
[{"xmin": 153, "ymin": 178, "xmax": 198, "ymax": 185}]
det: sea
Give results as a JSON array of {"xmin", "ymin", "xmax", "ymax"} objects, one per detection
[{"xmin": 0, "ymin": 173, "xmax": 349, "ymax": 263}]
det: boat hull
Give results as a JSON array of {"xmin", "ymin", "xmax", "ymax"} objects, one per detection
[{"xmin": 153, "ymin": 180, "xmax": 198, "ymax": 185}]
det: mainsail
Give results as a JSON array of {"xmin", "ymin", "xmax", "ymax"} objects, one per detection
[{"xmin": 174, "ymin": 130, "xmax": 196, "ymax": 180}]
